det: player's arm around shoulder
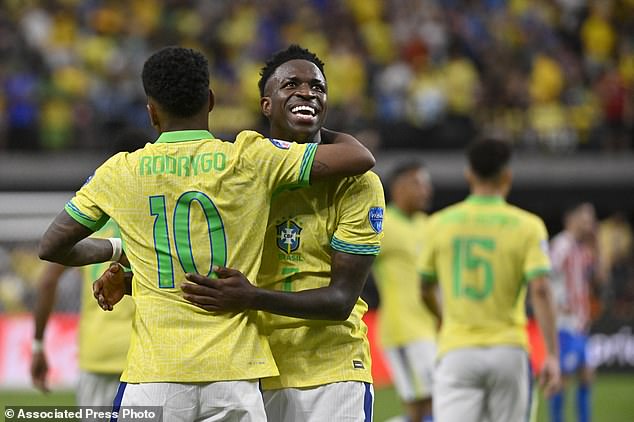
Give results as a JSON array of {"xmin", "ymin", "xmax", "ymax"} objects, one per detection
[{"xmin": 311, "ymin": 128, "xmax": 375, "ymax": 181}]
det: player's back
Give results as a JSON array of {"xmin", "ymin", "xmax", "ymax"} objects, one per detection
[
  {"xmin": 66, "ymin": 130, "xmax": 316, "ymax": 382},
  {"xmin": 421, "ymin": 195, "xmax": 551, "ymax": 356}
]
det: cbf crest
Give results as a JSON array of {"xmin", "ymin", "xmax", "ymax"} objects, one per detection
[
  {"xmin": 277, "ymin": 220, "xmax": 302, "ymax": 253},
  {"xmin": 368, "ymin": 207, "xmax": 384, "ymax": 233}
]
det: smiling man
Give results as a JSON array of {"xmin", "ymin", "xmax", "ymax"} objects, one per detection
[{"xmin": 181, "ymin": 45, "xmax": 385, "ymax": 422}]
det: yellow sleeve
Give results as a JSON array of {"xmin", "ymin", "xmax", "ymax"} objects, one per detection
[
  {"xmin": 523, "ymin": 218, "xmax": 552, "ymax": 281},
  {"xmin": 418, "ymin": 216, "xmax": 438, "ymax": 283},
  {"xmin": 330, "ymin": 172, "xmax": 385, "ymax": 255},
  {"xmin": 236, "ymin": 130, "xmax": 317, "ymax": 193},
  {"xmin": 64, "ymin": 154, "xmax": 125, "ymax": 231}
]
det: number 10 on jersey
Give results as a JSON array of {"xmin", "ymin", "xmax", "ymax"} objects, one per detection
[{"xmin": 150, "ymin": 191, "xmax": 227, "ymax": 288}]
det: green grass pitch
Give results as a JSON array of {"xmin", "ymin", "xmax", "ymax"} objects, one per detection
[{"xmin": 1, "ymin": 374, "xmax": 632, "ymax": 421}]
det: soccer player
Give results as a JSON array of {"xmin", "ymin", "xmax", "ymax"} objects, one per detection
[
  {"xmin": 31, "ymin": 220, "xmax": 134, "ymax": 411},
  {"xmin": 372, "ymin": 161, "xmax": 437, "ymax": 422},
  {"xmin": 179, "ymin": 45, "xmax": 384, "ymax": 422},
  {"xmin": 549, "ymin": 203, "xmax": 598, "ymax": 422},
  {"xmin": 419, "ymin": 139, "xmax": 561, "ymax": 422},
  {"xmin": 38, "ymin": 46, "xmax": 375, "ymax": 420}
]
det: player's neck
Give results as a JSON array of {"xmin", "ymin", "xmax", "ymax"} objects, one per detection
[
  {"xmin": 271, "ymin": 128, "xmax": 321, "ymax": 144},
  {"xmin": 157, "ymin": 116, "xmax": 209, "ymax": 133},
  {"xmin": 470, "ymin": 184, "xmax": 505, "ymax": 197},
  {"xmin": 392, "ymin": 201, "xmax": 415, "ymax": 217}
]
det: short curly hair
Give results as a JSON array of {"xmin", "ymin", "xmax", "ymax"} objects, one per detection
[
  {"xmin": 467, "ymin": 139, "xmax": 512, "ymax": 179},
  {"xmin": 258, "ymin": 44, "xmax": 325, "ymax": 96},
  {"xmin": 142, "ymin": 47, "xmax": 210, "ymax": 118}
]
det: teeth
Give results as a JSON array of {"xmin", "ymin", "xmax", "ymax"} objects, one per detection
[{"xmin": 291, "ymin": 105, "xmax": 316, "ymax": 115}]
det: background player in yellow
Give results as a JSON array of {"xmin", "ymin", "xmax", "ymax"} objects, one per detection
[
  {"xmin": 31, "ymin": 220, "xmax": 134, "ymax": 412},
  {"xmin": 38, "ymin": 46, "xmax": 375, "ymax": 421},
  {"xmin": 419, "ymin": 139, "xmax": 561, "ymax": 422},
  {"xmin": 372, "ymin": 161, "xmax": 437, "ymax": 422}
]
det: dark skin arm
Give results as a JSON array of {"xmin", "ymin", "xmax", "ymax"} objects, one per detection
[
  {"xmin": 310, "ymin": 129, "xmax": 375, "ymax": 181},
  {"xmin": 529, "ymin": 276, "xmax": 562, "ymax": 396},
  {"xmin": 31, "ymin": 262, "xmax": 67, "ymax": 393},
  {"xmin": 39, "ymin": 211, "xmax": 112, "ymax": 266},
  {"xmin": 421, "ymin": 280, "xmax": 442, "ymax": 326},
  {"xmin": 181, "ymin": 251, "xmax": 375, "ymax": 321}
]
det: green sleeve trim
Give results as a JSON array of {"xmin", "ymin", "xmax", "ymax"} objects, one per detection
[
  {"xmin": 331, "ymin": 235, "xmax": 380, "ymax": 255},
  {"xmin": 420, "ymin": 271, "xmax": 438, "ymax": 283},
  {"xmin": 524, "ymin": 267, "xmax": 551, "ymax": 283},
  {"xmin": 298, "ymin": 143, "xmax": 317, "ymax": 186},
  {"xmin": 64, "ymin": 201, "xmax": 108, "ymax": 232}
]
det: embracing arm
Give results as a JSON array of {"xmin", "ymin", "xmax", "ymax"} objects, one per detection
[
  {"xmin": 421, "ymin": 280, "xmax": 442, "ymax": 325},
  {"xmin": 182, "ymin": 252, "xmax": 375, "ymax": 321},
  {"xmin": 39, "ymin": 211, "xmax": 113, "ymax": 266},
  {"xmin": 310, "ymin": 129, "xmax": 375, "ymax": 181}
]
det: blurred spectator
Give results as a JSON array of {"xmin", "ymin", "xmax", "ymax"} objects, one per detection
[{"xmin": 0, "ymin": 0, "xmax": 632, "ymax": 151}]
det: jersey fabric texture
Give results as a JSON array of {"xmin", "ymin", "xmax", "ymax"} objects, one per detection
[
  {"xmin": 373, "ymin": 205, "xmax": 437, "ymax": 348},
  {"xmin": 78, "ymin": 220, "xmax": 134, "ymax": 374},
  {"xmin": 257, "ymin": 172, "xmax": 385, "ymax": 390},
  {"xmin": 419, "ymin": 195, "xmax": 551, "ymax": 357},
  {"xmin": 66, "ymin": 129, "xmax": 317, "ymax": 383}
]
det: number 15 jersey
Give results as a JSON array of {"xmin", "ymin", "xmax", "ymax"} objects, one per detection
[
  {"xmin": 65, "ymin": 130, "xmax": 317, "ymax": 383},
  {"xmin": 419, "ymin": 195, "xmax": 551, "ymax": 357}
]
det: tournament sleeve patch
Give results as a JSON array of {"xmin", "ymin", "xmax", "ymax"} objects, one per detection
[
  {"xmin": 268, "ymin": 138, "xmax": 292, "ymax": 149},
  {"xmin": 368, "ymin": 207, "xmax": 384, "ymax": 233}
]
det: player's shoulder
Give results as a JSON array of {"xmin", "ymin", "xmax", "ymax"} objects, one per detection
[
  {"xmin": 429, "ymin": 201, "xmax": 465, "ymax": 225},
  {"xmin": 504, "ymin": 203, "xmax": 546, "ymax": 229},
  {"xmin": 97, "ymin": 150, "xmax": 137, "ymax": 174},
  {"xmin": 235, "ymin": 130, "xmax": 266, "ymax": 144},
  {"xmin": 337, "ymin": 171, "xmax": 384, "ymax": 192},
  {"xmin": 234, "ymin": 130, "xmax": 292, "ymax": 150}
]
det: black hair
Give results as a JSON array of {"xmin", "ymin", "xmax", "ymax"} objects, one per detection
[
  {"xmin": 258, "ymin": 44, "xmax": 325, "ymax": 96},
  {"xmin": 467, "ymin": 139, "xmax": 512, "ymax": 179},
  {"xmin": 389, "ymin": 161, "xmax": 426, "ymax": 189},
  {"xmin": 142, "ymin": 47, "xmax": 209, "ymax": 118}
]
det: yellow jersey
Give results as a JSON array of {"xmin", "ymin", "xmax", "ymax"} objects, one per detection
[
  {"xmin": 65, "ymin": 130, "xmax": 317, "ymax": 383},
  {"xmin": 78, "ymin": 220, "xmax": 135, "ymax": 374},
  {"xmin": 373, "ymin": 206, "xmax": 437, "ymax": 348},
  {"xmin": 258, "ymin": 172, "xmax": 385, "ymax": 389},
  {"xmin": 419, "ymin": 195, "xmax": 551, "ymax": 357}
]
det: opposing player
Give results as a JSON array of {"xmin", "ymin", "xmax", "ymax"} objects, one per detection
[
  {"xmin": 38, "ymin": 46, "xmax": 375, "ymax": 420},
  {"xmin": 31, "ymin": 220, "xmax": 134, "ymax": 412},
  {"xmin": 372, "ymin": 162, "xmax": 437, "ymax": 422},
  {"xmin": 419, "ymin": 139, "xmax": 561, "ymax": 422},
  {"xmin": 549, "ymin": 203, "xmax": 599, "ymax": 422}
]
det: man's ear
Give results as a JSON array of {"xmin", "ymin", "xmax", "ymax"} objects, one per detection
[
  {"xmin": 208, "ymin": 89, "xmax": 215, "ymax": 112},
  {"xmin": 261, "ymin": 96, "xmax": 271, "ymax": 118},
  {"xmin": 147, "ymin": 103, "xmax": 159, "ymax": 129}
]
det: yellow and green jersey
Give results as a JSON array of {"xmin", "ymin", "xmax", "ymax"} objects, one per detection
[
  {"xmin": 258, "ymin": 172, "xmax": 385, "ymax": 389},
  {"xmin": 419, "ymin": 195, "xmax": 551, "ymax": 357},
  {"xmin": 373, "ymin": 206, "xmax": 437, "ymax": 348},
  {"xmin": 65, "ymin": 130, "xmax": 317, "ymax": 383},
  {"xmin": 78, "ymin": 220, "xmax": 135, "ymax": 374}
]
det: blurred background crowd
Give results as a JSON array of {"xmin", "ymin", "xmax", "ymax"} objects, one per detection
[{"xmin": 1, "ymin": 0, "xmax": 633, "ymax": 152}]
